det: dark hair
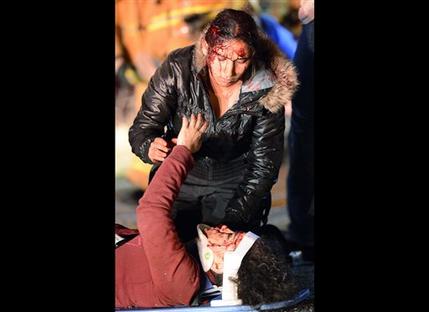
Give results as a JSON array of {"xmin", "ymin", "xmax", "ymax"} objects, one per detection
[
  {"xmin": 236, "ymin": 225, "xmax": 298, "ymax": 305},
  {"xmin": 205, "ymin": 9, "xmax": 279, "ymax": 69}
]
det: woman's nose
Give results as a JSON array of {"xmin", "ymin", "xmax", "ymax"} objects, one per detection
[{"xmin": 221, "ymin": 59, "xmax": 235, "ymax": 77}]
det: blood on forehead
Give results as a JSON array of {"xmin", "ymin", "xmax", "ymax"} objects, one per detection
[
  {"xmin": 207, "ymin": 43, "xmax": 227, "ymax": 65},
  {"xmin": 207, "ymin": 40, "xmax": 250, "ymax": 65}
]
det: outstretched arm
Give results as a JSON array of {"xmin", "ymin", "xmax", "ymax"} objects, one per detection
[{"xmin": 136, "ymin": 114, "xmax": 208, "ymax": 305}]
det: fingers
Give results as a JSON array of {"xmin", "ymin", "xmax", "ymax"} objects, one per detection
[
  {"xmin": 149, "ymin": 137, "xmax": 170, "ymax": 163},
  {"xmin": 195, "ymin": 113, "xmax": 203, "ymax": 130},
  {"xmin": 181, "ymin": 115, "xmax": 189, "ymax": 129},
  {"xmin": 151, "ymin": 150, "xmax": 167, "ymax": 162},
  {"xmin": 185, "ymin": 113, "xmax": 207, "ymax": 131},
  {"xmin": 149, "ymin": 147, "xmax": 168, "ymax": 162},
  {"xmin": 189, "ymin": 113, "xmax": 197, "ymax": 128},
  {"xmin": 154, "ymin": 137, "xmax": 168, "ymax": 146},
  {"xmin": 152, "ymin": 137, "xmax": 169, "ymax": 153},
  {"xmin": 172, "ymin": 114, "xmax": 209, "ymax": 153},
  {"xmin": 199, "ymin": 120, "xmax": 209, "ymax": 133}
]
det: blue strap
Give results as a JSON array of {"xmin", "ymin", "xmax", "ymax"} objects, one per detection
[
  {"xmin": 197, "ymin": 274, "xmax": 222, "ymax": 305},
  {"xmin": 259, "ymin": 288, "xmax": 311, "ymax": 310}
]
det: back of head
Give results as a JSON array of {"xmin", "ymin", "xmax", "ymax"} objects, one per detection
[{"xmin": 236, "ymin": 224, "xmax": 298, "ymax": 305}]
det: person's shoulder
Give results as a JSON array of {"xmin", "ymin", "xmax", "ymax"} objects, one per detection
[{"xmin": 167, "ymin": 45, "xmax": 194, "ymax": 65}]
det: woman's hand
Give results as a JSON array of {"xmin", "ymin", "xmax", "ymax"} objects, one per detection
[
  {"xmin": 148, "ymin": 113, "xmax": 208, "ymax": 163},
  {"xmin": 148, "ymin": 137, "xmax": 171, "ymax": 164}
]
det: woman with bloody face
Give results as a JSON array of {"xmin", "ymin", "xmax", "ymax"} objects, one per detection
[{"xmin": 129, "ymin": 9, "xmax": 298, "ymax": 242}]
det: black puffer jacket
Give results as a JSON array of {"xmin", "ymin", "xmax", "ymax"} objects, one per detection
[{"xmin": 129, "ymin": 34, "xmax": 298, "ymax": 227}]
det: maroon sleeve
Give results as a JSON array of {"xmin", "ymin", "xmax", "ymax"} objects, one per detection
[{"xmin": 136, "ymin": 145, "xmax": 200, "ymax": 305}]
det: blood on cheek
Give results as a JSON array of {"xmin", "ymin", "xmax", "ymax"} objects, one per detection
[
  {"xmin": 237, "ymin": 47, "xmax": 247, "ymax": 58},
  {"xmin": 207, "ymin": 51, "xmax": 217, "ymax": 65}
]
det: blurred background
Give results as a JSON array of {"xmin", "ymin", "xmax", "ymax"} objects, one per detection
[{"xmin": 115, "ymin": 0, "xmax": 303, "ymax": 229}]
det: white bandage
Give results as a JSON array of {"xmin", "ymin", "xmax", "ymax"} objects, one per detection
[
  {"xmin": 214, "ymin": 231, "xmax": 260, "ymax": 306},
  {"xmin": 196, "ymin": 224, "xmax": 260, "ymax": 306},
  {"xmin": 196, "ymin": 224, "xmax": 215, "ymax": 272}
]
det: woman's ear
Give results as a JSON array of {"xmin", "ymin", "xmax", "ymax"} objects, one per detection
[{"xmin": 201, "ymin": 38, "xmax": 208, "ymax": 56}]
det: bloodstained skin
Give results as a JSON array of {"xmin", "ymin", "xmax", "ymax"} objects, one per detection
[
  {"xmin": 206, "ymin": 25, "xmax": 227, "ymax": 65},
  {"xmin": 208, "ymin": 43, "xmax": 229, "ymax": 65},
  {"xmin": 207, "ymin": 48, "xmax": 218, "ymax": 65},
  {"xmin": 237, "ymin": 47, "xmax": 246, "ymax": 58},
  {"xmin": 205, "ymin": 24, "xmax": 250, "ymax": 65}
]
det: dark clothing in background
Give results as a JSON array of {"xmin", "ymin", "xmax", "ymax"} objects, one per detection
[{"xmin": 287, "ymin": 21, "xmax": 314, "ymax": 247}]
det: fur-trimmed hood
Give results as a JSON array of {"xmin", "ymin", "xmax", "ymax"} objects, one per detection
[{"xmin": 192, "ymin": 29, "xmax": 299, "ymax": 113}]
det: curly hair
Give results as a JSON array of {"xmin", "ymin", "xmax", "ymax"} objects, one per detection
[{"xmin": 236, "ymin": 224, "xmax": 298, "ymax": 305}]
